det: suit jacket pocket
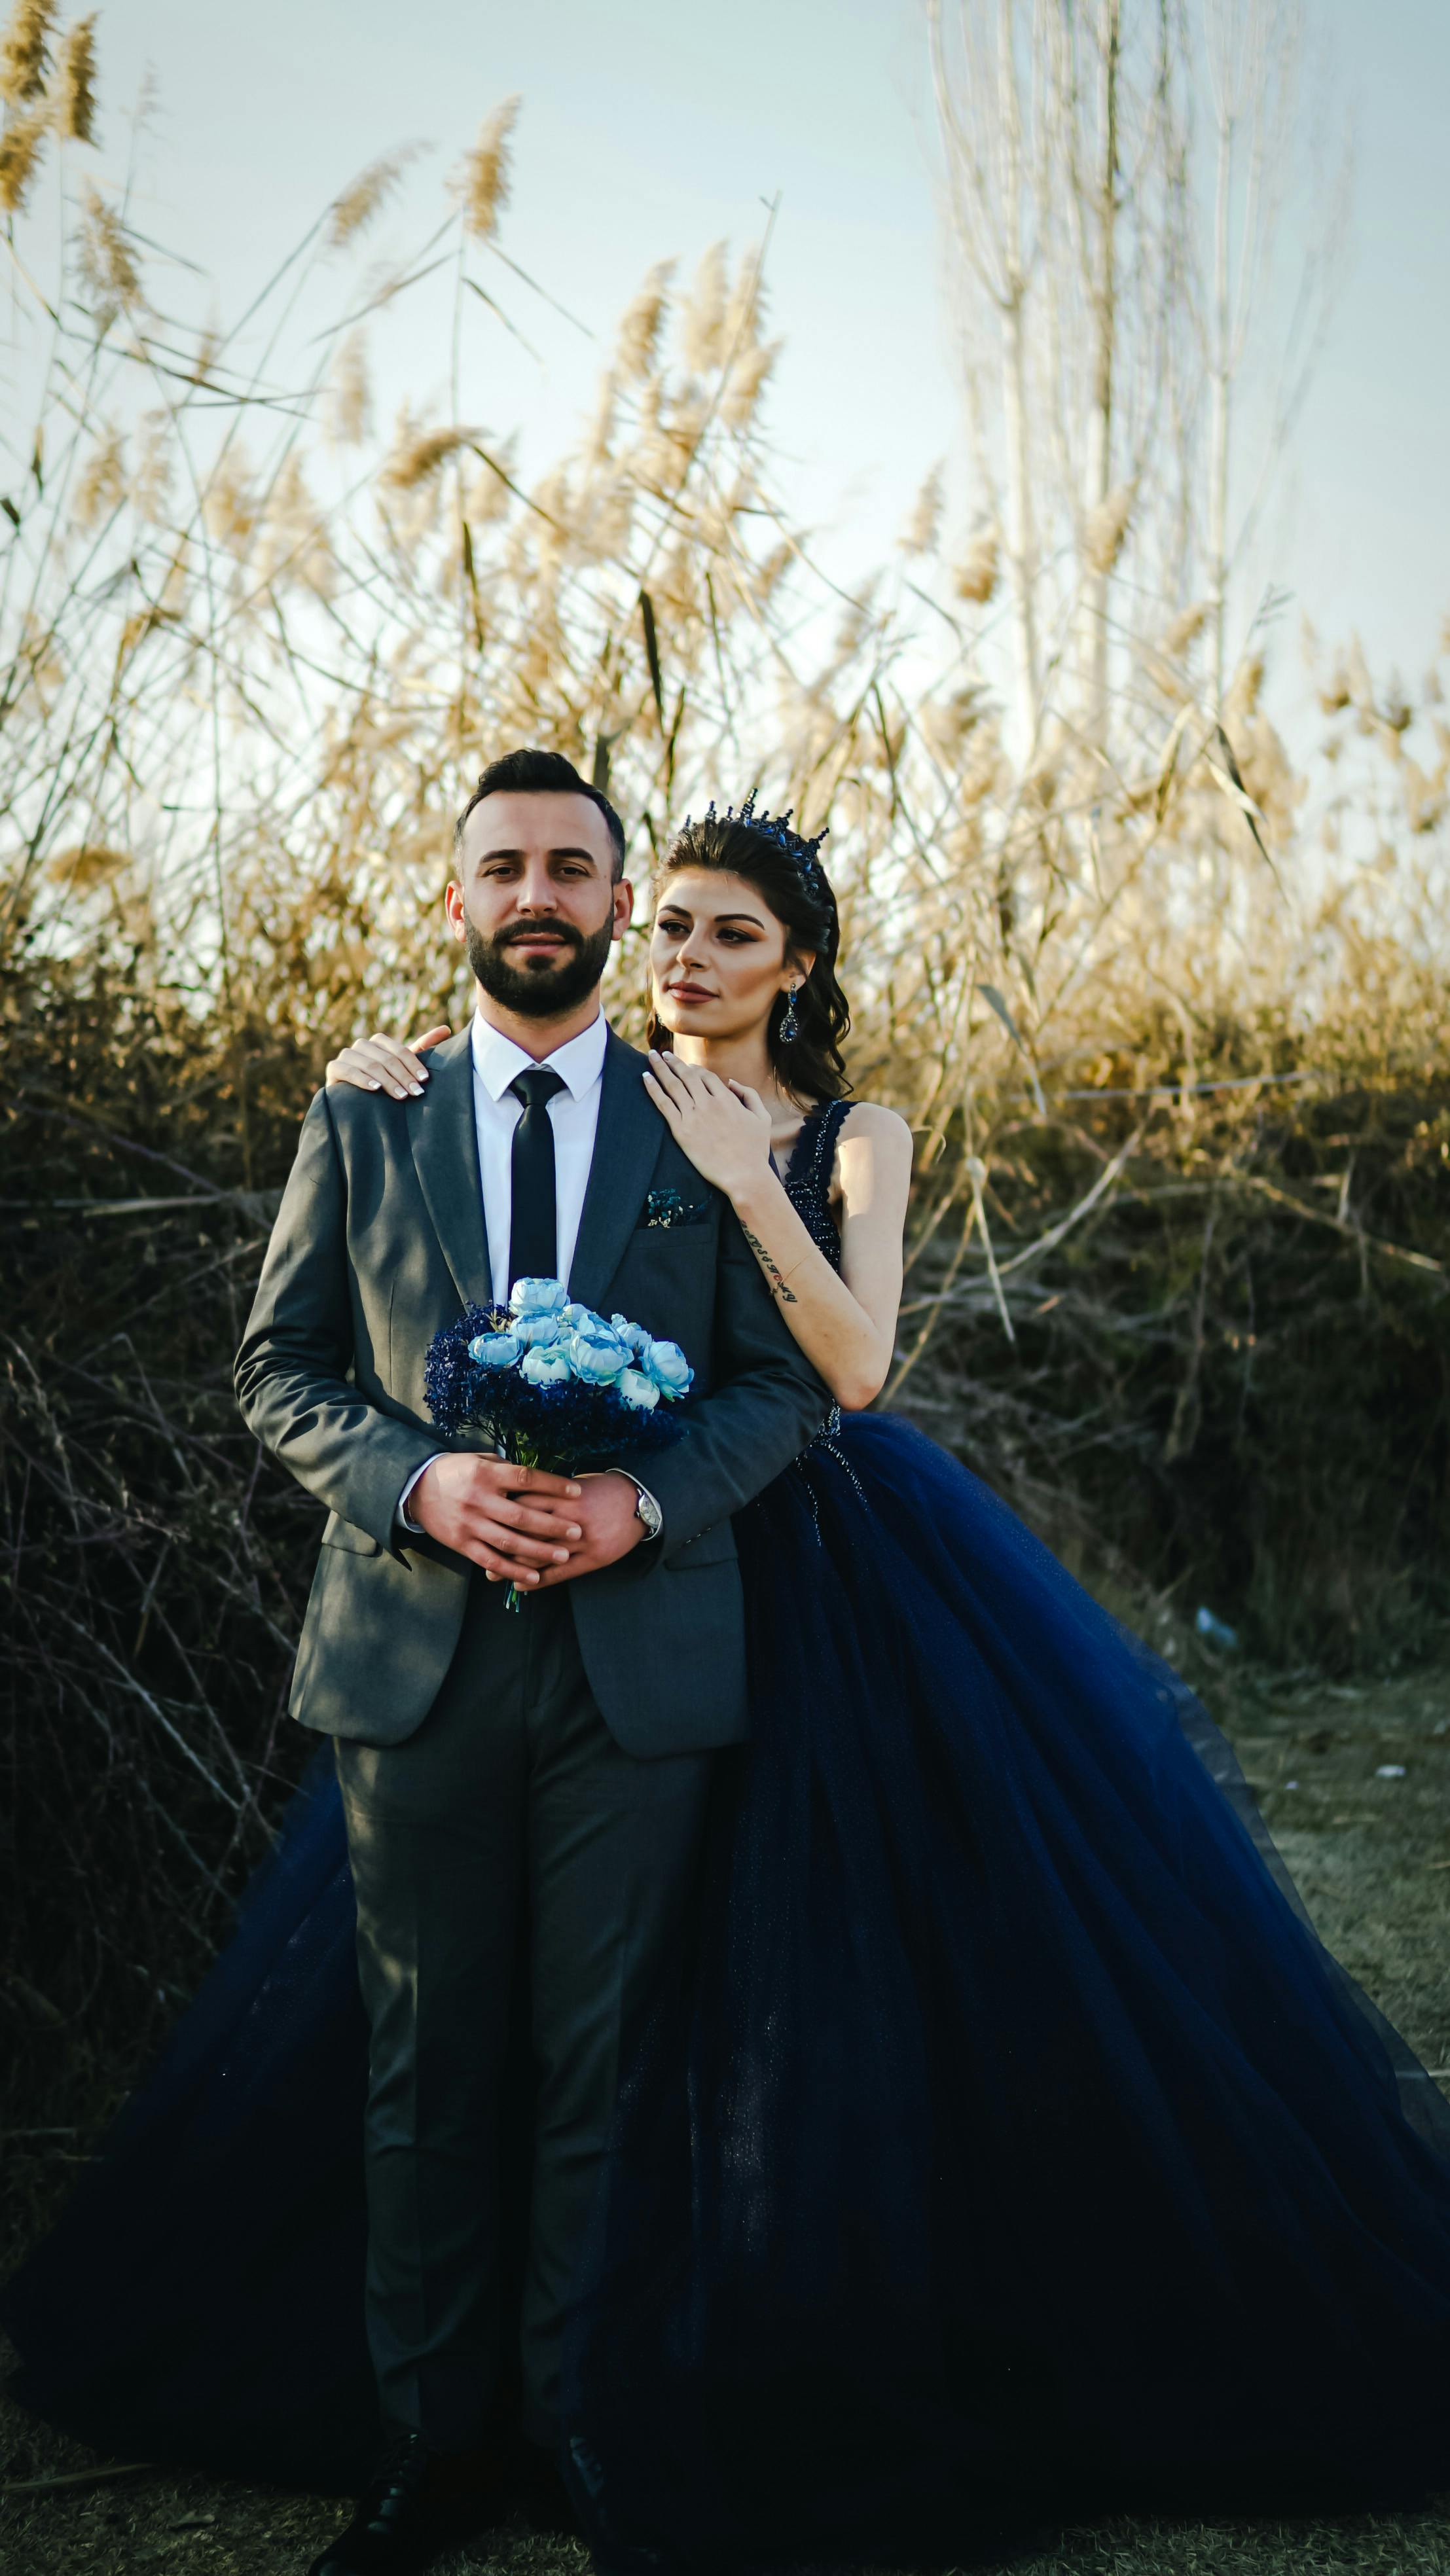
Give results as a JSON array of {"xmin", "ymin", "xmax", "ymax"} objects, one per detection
[
  {"xmin": 664, "ymin": 1520, "xmax": 738, "ymax": 1573},
  {"xmin": 637, "ymin": 1186, "xmax": 714, "ymax": 1231},
  {"xmin": 293, "ymin": 1528, "xmax": 467, "ymax": 1740},
  {"xmin": 321, "ymin": 1509, "xmax": 381, "ymax": 1557}
]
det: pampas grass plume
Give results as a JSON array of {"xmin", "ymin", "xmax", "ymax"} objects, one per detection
[
  {"xmin": 384, "ymin": 424, "xmax": 480, "ymax": 491},
  {"xmin": 463, "ymin": 444, "xmax": 515, "ymax": 525},
  {"xmin": 79, "ymin": 183, "xmax": 140, "ymax": 306},
  {"xmin": 681, "ymin": 241, "xmax": 727, "ymax": 374},
  {"xmin": 54, "ymin": 11, "xmax": 96, "ymax": 141},
  {"xmin": 329, "ymin": 145, "xmax": 422, "ymax": 251},
  {"xmin": 1083, "ymin": 482, "xmax": 1133, "ymax": 577},
  {"xmin": 329, "ymin": 331, "xmax": 371, "ymax": 448},
  {"xmin": 721, "ymin": 339, "xmax": 777, "ymax": 431},
  {"xmin": 76, "ymin": 422, "xmax": 124, "ymax": 529},
  {"xmin": 202, "ymin": 449, "xmax": 257, "ymax": 551},
  {"xmin": 0, "ymin": 96, "xmax": 45, "ymax": 209},
  {"xmin": 0, "ymin": 0, "xmax": 55, "ymax": 104},
  {"xmin": 953, "ymin": 529, "xmax": 999, "ymax": 604},
  {"xmin": 46, "ymin": 841, "xmax": 128, "ymax": 891},
  {"xmin": 1162, "ymin": 601, "xmax": 1208, "ymax": 659},
  {"xmin": 458, "ymin": 96, "xmax": 518, "ymax": 243},
  {"xmin": 132, "ymin": 408, "xmax": 171, "ymax": 524},
  {"xmin": 900, "ymin": 464, "xmax": 943, "ymax": 558},
  {"xmin": 615, "ymin": 261, "xmax": 672, "ymax": 380}
]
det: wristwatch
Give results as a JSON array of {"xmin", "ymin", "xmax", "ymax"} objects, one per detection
[{"xmin": 616, "ymin": 1474, "xmax": 663, "ymax": 1542}]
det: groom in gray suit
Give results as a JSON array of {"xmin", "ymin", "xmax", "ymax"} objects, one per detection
[{"xmin": 236, "ymin": 747, "xmax": 825, "ymax": 2575}]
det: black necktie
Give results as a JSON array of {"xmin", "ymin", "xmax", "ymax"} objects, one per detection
[{"xmin": 507, "ymin": 1066, "xmax": 566, "ymax": 1292}]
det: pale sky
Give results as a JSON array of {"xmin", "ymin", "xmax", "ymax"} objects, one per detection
[{"xmin": 62, "ymin": 1, "xmax": 1450, "ymax": 721}]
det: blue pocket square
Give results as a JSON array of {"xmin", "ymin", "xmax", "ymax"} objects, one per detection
[{"xmin": 640, "ymin": 1187, "xmax": 712, "ymax": 1230}]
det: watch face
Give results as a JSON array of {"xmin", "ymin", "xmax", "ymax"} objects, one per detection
[{"xmin": 636, "ymin": 1488, "xmax": 663, "ymax": 1539}]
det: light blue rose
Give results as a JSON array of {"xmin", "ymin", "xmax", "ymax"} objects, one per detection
[
  {"xmin": 520, "ymin": 1342, "xmax": 571, "ymax": 1386},
  {"xmin": 469, "ymin": 1330, "xmax": 522, "ymax": 1369},
  {"xmin": 560, "ymin": 1300, "xmax": 595, "ymax": 1327},
  {"xmin": 513, "ymin": 1309, "xmax": 563, "ymax": 1349},
  {"xmin": 509, "ymin": 1276, "xmax": 568, "ymax": 1317},
  {"xmin": 642, "ymin": 1336, "xmax": 693, "ymax": 1398},
  {"xmin": 610, "ymin": 1313, "xmax": 652, "ymax": 1359},
  {"xmin": 617, "ymin": 1365, "xmax": 660, "ymax": 1412},
  {"xmin": 564, "ymin": 1319, "xmax": 631, "ymax": 1384}
]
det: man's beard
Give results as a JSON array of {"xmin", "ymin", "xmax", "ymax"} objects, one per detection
[{"xmin": 463, "ymin": 909, "xmax": 614, "ymax": 1018}]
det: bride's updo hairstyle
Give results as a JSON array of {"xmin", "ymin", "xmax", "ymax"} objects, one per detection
[{"xmin": 647, "ymin": 794, "xmax": 852, "ymax": 1103}]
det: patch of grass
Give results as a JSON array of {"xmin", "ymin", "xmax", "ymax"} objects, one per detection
[{"xmin": 3, "ymin": 2420, "xmax": 1449, "ymax": 2575}]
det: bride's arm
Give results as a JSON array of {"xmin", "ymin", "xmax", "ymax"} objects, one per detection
[
  {"xmin": 642, "ymin": 1054, "xmax": 913, "ymax": 1412},
  {"xmin": 325, "ymin": 1026, "xmax": 452, "ymax": 1099}
]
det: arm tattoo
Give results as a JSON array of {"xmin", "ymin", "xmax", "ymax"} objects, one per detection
[{"xmin": 742, "ymin": 1225, "xmax": 799, "ymax": 1303}]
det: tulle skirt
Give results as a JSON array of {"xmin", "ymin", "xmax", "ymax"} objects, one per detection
[
  {"xmin": 7, "ymin": 1414, "xmax": 1450, "ymax": 2554},
  {"xmin": 1, "ymin": 1756, "xmax": 376, "ymax": 2491},
  {"xmin": 562, "ymin": 1416, "xmax": 1450, "ymax": 2562}
]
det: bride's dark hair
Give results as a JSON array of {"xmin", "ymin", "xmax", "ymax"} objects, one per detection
[{"xmin": 645, "ymin": 798, "xmax": 852, "ymax": 1104}]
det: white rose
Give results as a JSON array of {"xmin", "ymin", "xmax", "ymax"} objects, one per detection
[
  {"xmin": 509, "ymin": 1277, "xmax": 568, "ymax": 1317},
  {"xmin": 520, "ymin": 1343, "xmax": 571, "ymax": 1386}
]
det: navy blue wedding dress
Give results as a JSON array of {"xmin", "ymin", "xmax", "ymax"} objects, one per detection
[{"xmin": 8, "ymin": 1099, "xmax": 1450, "ymax": 2559}]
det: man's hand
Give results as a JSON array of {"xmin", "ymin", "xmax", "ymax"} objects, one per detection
[
  {"xmin": 527, "ymin": 1472, "xmax": 646, "ymax": 1588},
  {"xmin": 410, "ymin": 1454, "xmax": 584, "ymax": 1588}
]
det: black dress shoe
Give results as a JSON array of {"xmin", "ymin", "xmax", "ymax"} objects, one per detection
[
  {"xmin": 307, "ymin": 2431, "xmax": 507, "ymax": 2576},
  {"xmin": 515, "ymin": 2438, "xmax": 581, "ymax": 2537}
]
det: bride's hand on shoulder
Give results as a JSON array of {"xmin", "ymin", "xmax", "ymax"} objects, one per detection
[
  {"xmin": 325, "ymin": 1026, "xmax": 452, "ymax": 1100},
  {"xmin": 642, "ymin": 1050, "xmax": 774, "ymax": 1203}
]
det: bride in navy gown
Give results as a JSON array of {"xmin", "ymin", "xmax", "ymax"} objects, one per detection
[{"xmin": 7, "ymin": 798, "xmax": 1450, "ymax": 2566}]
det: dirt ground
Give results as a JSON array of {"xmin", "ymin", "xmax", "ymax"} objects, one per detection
[{"xmin": 4, "ymin": 1659, "xmax": 1450, "ymax": 2576}]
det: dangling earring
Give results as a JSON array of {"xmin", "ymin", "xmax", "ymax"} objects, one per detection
[{"xmin": 780, "ymin": 984, "xmax": 800, "ymax": 1044}]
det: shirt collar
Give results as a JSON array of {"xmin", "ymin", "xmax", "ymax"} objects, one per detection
[{"xmin": 471, "ymin": 1006, "xmax": 608, "ymax": 1104}]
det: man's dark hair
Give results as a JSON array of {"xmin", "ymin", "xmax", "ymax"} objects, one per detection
[{"xmin": 454, "ymin": 747, "xmax": 626, "ymax": 880}]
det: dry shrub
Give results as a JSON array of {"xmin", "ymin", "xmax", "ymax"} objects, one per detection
[
  {"xmin": 896, "ymin": 1004, "xmax": 1450, "ymax": 1674},
  {"xmin": 1, "ymin": 955, "xmax": 321, "ymax": 2170}
]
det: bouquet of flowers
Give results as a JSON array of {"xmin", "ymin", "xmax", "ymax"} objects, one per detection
[{"xmin": 424, "ymin": 1278, "xmax": 695, "ymax": 1607}]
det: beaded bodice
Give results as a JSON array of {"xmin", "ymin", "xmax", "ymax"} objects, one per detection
[{"xmin": 778, "ymin": 1098, "xmax": 850, "ymax": 1272}]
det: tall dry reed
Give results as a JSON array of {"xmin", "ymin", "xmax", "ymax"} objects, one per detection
[{"xmin": 1, "ymin": 12, "xmax": 1447, "ymax": 2149}]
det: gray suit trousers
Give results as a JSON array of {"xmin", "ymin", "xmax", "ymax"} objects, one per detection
[{"xmin": 335, "ymin": 1575, "xmax": 713, "ymax": 2450}]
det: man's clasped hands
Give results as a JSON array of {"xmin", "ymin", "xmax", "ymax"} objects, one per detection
[{"xmin": 409, "ymin": 1453, "xmax": 645, "ymax": 1591}]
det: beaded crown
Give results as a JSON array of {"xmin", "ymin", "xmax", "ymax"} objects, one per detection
[{"xmin": 684, "ymin": 791, "xmax": 831, "ymax": 904}]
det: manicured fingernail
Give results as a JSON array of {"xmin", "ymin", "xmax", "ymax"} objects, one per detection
[
  {"xmin": 566, "ymin": 1483, "xmax": 582, "ymax": 1497},
  {"xmin": 565, "ymin": 1525, "xmax": 581, "ymax": 1541},
  {"xmin": 408, "ymin": 1083, "xmax": 423, "ymax": 1097},
  {"xmin": 553, "ymin": 1548, "xmax": 569, "ymax": 1563},
  {"xmin": 366, "ymin": 1079, "xmax": 380, "ymax": 1090}
]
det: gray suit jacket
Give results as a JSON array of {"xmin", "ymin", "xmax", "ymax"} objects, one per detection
[{"xmin": 235, "ymin": 1026, "xmax": 828, "ymax": 1755}]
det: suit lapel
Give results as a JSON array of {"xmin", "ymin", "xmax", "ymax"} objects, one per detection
[
  {"xmin": 569, "ymin": 1029, "xmax": 664, "ymax": 1312},
  {"xmin": 407, "ymin": 1026, "xmax": 492, "ymax": 1307}
]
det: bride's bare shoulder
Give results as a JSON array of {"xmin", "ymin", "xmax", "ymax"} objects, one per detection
[
  {"xmin": 829, "ymin": 1101, "xmax": 915, "ymax": 1213},
  {"xmin": 835, "ymin": 1099, "xmax": 915, "ymax": 1159}
]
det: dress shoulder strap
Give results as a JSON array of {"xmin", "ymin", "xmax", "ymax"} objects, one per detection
[{"xmin": 781, "ymin": 1097, "xmax": 851, "ymax": 1270}]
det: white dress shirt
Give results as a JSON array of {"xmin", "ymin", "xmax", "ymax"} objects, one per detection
[
  {"xmin": 469, "ymin": 1007, "xmax": 607, "ymax": 1305},
  {"xmin": 397, "ymin": 1006, "xmax": 657, "ymax": 1539}
]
